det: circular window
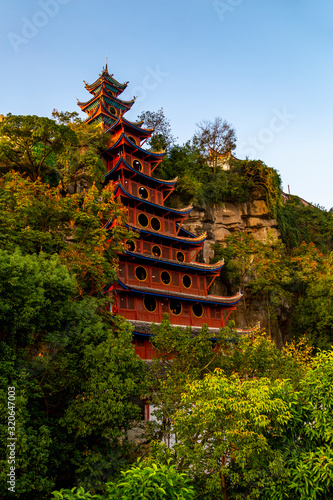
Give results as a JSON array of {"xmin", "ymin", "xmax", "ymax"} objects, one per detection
[
  {"xmin": 169, "ymin": 299, "xmax": 182, "ymax": 316},
  {"xmin": 182, "ymin": 275, "xmax": 192, "ymax": 289},
  {"xmin": 135, "ymin": 266, "xmax": 147, "ymax": 281},
  {"xmin": 128, "ymin": 136, "xmax": 136, "ymax": 144},
  {"xmin": 144, "ymin": 296, "xmax": 157, "ymax": 312},
  {"xmin": 192, "ymin": 303, "xmax": 203, "ymax": 318},
  {"xmin": 110, "ymin": 106, "xmax": 117, "ymax": 115},
  {"xmin": 161, "ymin": 271, "xmax": 171, "ymax": 285},
  {"xmin": 138, "ymin": 213, "xmax": 149, "ymax": 227},
  {"xmin": 132, "ymin": 159, "xmax": 142, "ymax": 172},
  {"xmin": 125, "ymin": 240, "xmax": 136, "ymax": 252},
  {"xmin": 151, "ymin": 217, "xmax": 161, "ymax": 231},
  {"xmin": 138, "ymin": 187, "xmax": 149, "ymax": 200},
  {"xmin": 176, "ymin": 251, "xmax": 185, "ymax": 262},
  {"xmin": 152, "ymin": 245, "xmax": 161, "ymax": 257}
]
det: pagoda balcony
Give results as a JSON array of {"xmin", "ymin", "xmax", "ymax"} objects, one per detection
[
  {"xmin": 118, "ymin": 294, "xmax": 236, "ymax": 329},
  {"xmin": 108, "ymin": 154, "xmax": 151, "ymax": 176},
  {"xmin": 124, "ymin": 239, "xmax": 196, "ymax": 263},
  {"xmin": 127, "ymin": 208, "xmax": 177, "ymax": 237},
  {"xmin": 123, "ymin": 178, "xmax": 164, "ymax": 206},
  {"xmin": 118, "ymin": 261, "xmax": 208, "ymax": 296}
]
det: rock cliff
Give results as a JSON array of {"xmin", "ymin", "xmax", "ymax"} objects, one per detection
[{"xmin": 183, "ymin": 198, "xmax": 285, "ymax": 344}]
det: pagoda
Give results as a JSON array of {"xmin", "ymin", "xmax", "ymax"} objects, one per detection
[{"xmin": 79, "ymin": 66, "xmax": 242, "ymax": 359}]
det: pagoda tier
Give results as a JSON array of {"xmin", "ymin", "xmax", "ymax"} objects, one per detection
[
  {"xmin": 80, "ymin": 67, "xmax": 242, "ymax": 359},
  {"xmin": 118, "ymin": 228, "xmax": 208, "ymax": 264},
  {"xmin": 78, "ymin": 66, "xmax": 135, "ymax": 129},
  {"xmin": 104, "ymin": 134, "xmax": 164, "ymax": 175},
  {"xmin": 105, "ymin": 116, "xmax": 154, "ymax": 142}
]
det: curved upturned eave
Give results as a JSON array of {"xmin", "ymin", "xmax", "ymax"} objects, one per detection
[
  {"xmin": 85, "ymin": 71, "xmax": 127, "ymax": 93},
  {"xmin": 123, "ymin": 250, "xmax": 224, "ymax": 272},
  {"xmin": 104, "ymin": 133, "xmax": 165, "ymax": 158},
  {"xmin": 114, "ymin": 182, "xmax": 193, "ymax": 215},
  {"xmin": 123, "ymin": 224, "xmax": 207, "ymax": 245},
  {"xmin": 105, "ymin": 158, "xmax": 178, "ymax": 186},
  {"xmin": 85, "ymin": 102, "xmax": 117, "ymax": 125},
  {"xmin": 113, "ymin": 279, "xmax": 243, "ymax": 306},
  {"xmin": 78, "ymin": 87, "xmax": 135, "ymax": 112},
  {"xmin": 105, "ymin": 117, "xmax": 154, "ymax": 137}
]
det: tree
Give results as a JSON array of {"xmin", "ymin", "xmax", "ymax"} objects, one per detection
[
  {"xmin": 291, "ymin": 253, "xmax": 333, "ymax": 349},
  {"xmin": 214, "ymin": 232, "xmax": 293, "ymax": 334},
  {"xmin": 193, "ymin": 117, "xmax": 236, "ymax": 173},
  {"xmin": 267, "ymin": 350, "xmax": 333, "ymax": 500},
  {"xmin": 146, "ymin": 317, "xmax": 227, "ymax": 444},
  {"xmin": 52, "ymin": 110, "xmax": 108, "ymax": 191},
  {"xmin": 172, "ymin": 369, "xmax": 295, "ymax": 499},
  {"xmin": 0, "ymin": 114, "xmax": 77, "ymax": 183},
  {"xmin": 0, "ymin": 171, "xmax": 131, "ymax": 295},
  {"xmin": 137, "ymin": 108, "xmax": 176, "ymax": 152},
  {"xmin": 0, "ymin": 251, "xmax": 146, "ymax": 498}
]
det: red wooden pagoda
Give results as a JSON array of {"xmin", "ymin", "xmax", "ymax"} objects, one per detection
[{"xmin": 79, "ymin": 66, "xmax": 242, "ymax": 359}]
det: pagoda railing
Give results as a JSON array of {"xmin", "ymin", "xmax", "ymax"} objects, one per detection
[
  {"xmin": 129, "ymin": 239, "xmax": 190, "ymax": 263},
  {"xmin": 119, "ymin": 262, "xmax": 207, "ymax": 296},
  {"xmin": 127, "ymin": 208, "xmax": 176, "ymax": 237},
  {"xmin": 124, "ymin": 154, "xmax": 150, "ymax": 175},
  {"xmin": 118, "ymin": 300, "xmax": 232, "ymax": 328},
  {"xmin": 123, "ymin": 179, "xmax": 163, "ymax": 205}
]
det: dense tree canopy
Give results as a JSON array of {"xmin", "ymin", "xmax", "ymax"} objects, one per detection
[{"xmin": 1, "ymin": 110, "xmax": 333, "ymax": 499}]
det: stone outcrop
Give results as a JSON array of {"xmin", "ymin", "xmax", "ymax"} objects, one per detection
[
  {"xmin": 183, "ymin": 198, "xmax": 284, "ymax": 345},
  {"xmin": 184, "ymin": 198, "xmax": 280, "ymax": 264}
]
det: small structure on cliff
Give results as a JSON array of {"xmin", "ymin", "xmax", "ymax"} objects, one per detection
[
  {"xmin": 207, "ymin": 148, "xmax": 240, "ymax": 171},
  {"xmin": 78, "ymin": 66, "xmax": 243, "ymax": 359}
]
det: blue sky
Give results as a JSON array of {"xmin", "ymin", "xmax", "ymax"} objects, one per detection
[{"xmin": 2, "ymin": 0, "xmax": 333, "ymax": 209}]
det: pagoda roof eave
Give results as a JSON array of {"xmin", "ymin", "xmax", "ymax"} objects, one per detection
[
  {"xmin": 105, "ymin": 117, "xmax": 154, "ymax": 136},
  {"xmin": 78, "ymin": 87, "xmax": 135, "ymax": 111},
  {"xmin": 114, "ymin": 182, "xmax": 193, "ymax": 215},
  {"xmin": 176, "ymin": 224, "xmax": 198, "ymax": 239},
  {"xmin": 113, "ymin": 279, "xmax": 243, "ymax": 305},
  {"xmin": 85, "ymin": 70, "xmax": 127, "ymax": 92},
  {"xmin": 105, "ymin": 158, "xmax": 178, "ymax": 186},
  {"xmin": 85, "ymin": 102, "xmax": 117, "ymax": 126},
  {"xmin": 104, "ymin": 133, "xmax": 165, "ymax": 157},
  {"xmin": 122, "ymin": 223, "xmax": 207, "ymax": 245},
  {"xmin": 123, "ymin": 251, "xmax": 224, "ymax": 272}
]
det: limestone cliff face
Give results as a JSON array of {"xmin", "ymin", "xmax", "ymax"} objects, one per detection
[
  {"xmin": 183, "ymin": 198, "xmax": 284, "ymax": 344},
  {"xmin": 184, "ymin": 198, "xmax": 280, "ymax": 263}
]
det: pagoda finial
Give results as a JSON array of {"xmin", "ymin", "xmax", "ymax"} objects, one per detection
[{"xmin": 105, "ymin": 56, "xmax": 108, "ymax": 72}]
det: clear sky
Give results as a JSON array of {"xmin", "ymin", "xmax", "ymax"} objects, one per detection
[{"xmin": 2, "ymin": 0, "xmax": 333, "ymax": 209}]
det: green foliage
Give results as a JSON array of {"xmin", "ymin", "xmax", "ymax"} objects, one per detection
[
  {"xmin": 172, "ymin": 369, "xmax": 296, "ymax": 499},
  {"xmin": 267, "ymin": 350, "xmax": 333, "ymax": 499},
  {"xmin": 277, "ymin": 196, "xmax": 333, "ymax": 251},
  {"xmin": 51, "ymin": 486, "xmax": 101, "ymax": 499},
  {"xmin": 292, "ymin": 259, "xmax": 333, "ymax": 349},
  {"xmin": 62, "ymin": 315, "xmax": 145, "ymax": 442},
  {"xmin": 106, "ymin": 459, "xmax": 195, "ymax": 500},
  {"xmin": 52, "ymin": 110, "xmax": 108, "ymax": 190},
  {"xmin": 0, "ymin": 114, "xmax": 143, "ymax": 497},
  {"xmin": 0, "ymin": 171, "xmax": 131, "ymax": 294},
  {"xmin": 0, "ymin": 114, "xmax": 77, "ymax": 182},
  {"xmin": 156, "ymin": 141, "xmax": 282, "ymax": 210},
  {"xmin": 214, "ymin": 232, "xmax": 293, "ymax": 333},
  {"xmin": 0, "ymin": 248, "xmax": 75, "ymax": 348}
]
